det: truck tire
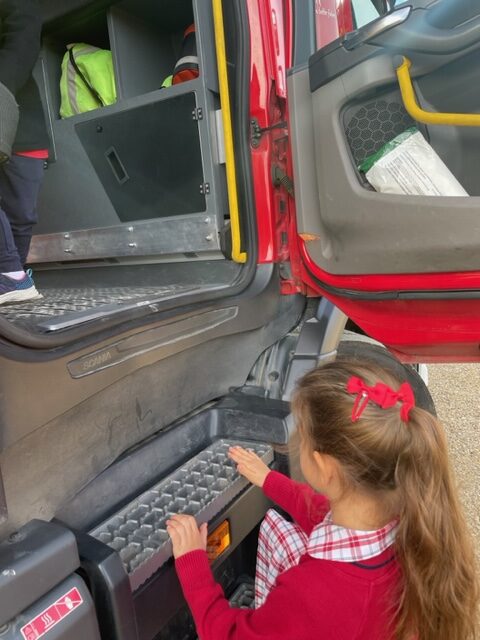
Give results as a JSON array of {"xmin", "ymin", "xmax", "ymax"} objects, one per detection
[{"xmin": 337, "ymin": 340, "xmax": 436, "ymax": 416}]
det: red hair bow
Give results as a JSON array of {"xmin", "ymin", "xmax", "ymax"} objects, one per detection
[{"xmin": 346, "ymin": 376, "xmax": 415, "ymax": 423}]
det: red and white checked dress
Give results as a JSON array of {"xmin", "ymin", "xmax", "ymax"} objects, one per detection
[{"xmin": 255, "ymin": 507, "xmax": 398, "ymax": 607}]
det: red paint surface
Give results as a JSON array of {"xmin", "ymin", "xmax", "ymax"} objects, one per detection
[
  {"xmin": 315, "ymin": 0, "xmax": 354, "ymax": 49},
  {"xmin": 336, "ymin": 0, "xmax": 354, "ymax": 36},
  {"xmin": 248, "ymin": 0, "xmax": 294, "ymax": 265},
  {"xmin": 250, "ymin": 1, "xmax": 480, "ymax": 360},
  {"xmin": 297, "ymin": 240, "xmax": 480, "ymax": 362}
]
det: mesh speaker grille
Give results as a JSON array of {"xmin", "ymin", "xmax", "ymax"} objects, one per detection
[{"xmin": 345, "ymin": 98, "xmax": 414, "ymax": 167}]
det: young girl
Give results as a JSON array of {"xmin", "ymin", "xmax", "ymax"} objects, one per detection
[{"xmin": 167, "ymin": 359, "xmax": 479, "ymax": 639}]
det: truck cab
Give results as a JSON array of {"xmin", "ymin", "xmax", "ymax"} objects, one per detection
[{"xmin": 0, "ymin": 0, "xmax": 479, "ymax": 638}]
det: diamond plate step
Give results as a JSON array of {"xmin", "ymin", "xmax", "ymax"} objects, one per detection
[
  {"xmin": 90, "ymin": 439, "xmax": 273, "ymax": 591},
  {"xmin": 0, "ymin": 284, "xmax": 196, "ymax": 332}
]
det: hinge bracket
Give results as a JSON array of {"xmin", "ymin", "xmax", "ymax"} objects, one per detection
[{"xmin": 250, "ymin": 118, "xmax": 287, "ymax": 148}]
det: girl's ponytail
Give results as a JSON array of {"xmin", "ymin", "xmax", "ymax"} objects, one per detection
[
  {"xmin": 293, "ymin": 360, "xmax": 478, "ymax": 640},
  {"xmin": 394, "ymin": 408, "xmax": 478, "ymax": 640}
]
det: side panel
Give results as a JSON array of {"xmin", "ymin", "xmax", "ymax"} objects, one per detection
[
  {"xmin": 0, "ymin": 520, "xmax": 102, "ymax": 640},
  {"xmin": 0, "ymin": 267, "xmax": 304, "ymax": 538}
]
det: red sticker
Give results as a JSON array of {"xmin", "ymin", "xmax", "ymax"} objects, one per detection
[{"xmin": 20, "ymin": 587, "xmax": 83, "ymax": 640}]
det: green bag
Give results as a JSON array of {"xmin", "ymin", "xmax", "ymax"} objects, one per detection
[{"xmin": 60, "ymin": 43, "xmax": 117, "ymax": 118}]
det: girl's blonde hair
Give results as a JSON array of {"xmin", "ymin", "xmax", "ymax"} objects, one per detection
[{"xmin": 292, "ymin": 358, "xmax": 478, "ymax": 640}]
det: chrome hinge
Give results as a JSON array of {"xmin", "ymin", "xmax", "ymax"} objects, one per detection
[
  {"xmin": 192, "ymin": 107, "xmax": 204, "ymax": 121},
  {"xmin": 200, "ymin": 183, "xmax": 211, "ymax": 195}
]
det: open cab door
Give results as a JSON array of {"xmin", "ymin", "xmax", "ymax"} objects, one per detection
[{"xmin": 288, "ymin": 0, "xmax": 480, "ymax": 362}]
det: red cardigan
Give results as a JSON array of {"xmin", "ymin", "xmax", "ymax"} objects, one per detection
[{"xmin": 175, "ymin": 471, "xmax": 400, "ymax": 640}]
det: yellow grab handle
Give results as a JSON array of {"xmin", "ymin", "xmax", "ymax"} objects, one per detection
[
  {"xmin": 212, "ymin": 0, "xmax": 247, "ymax": 263},
  {"xmin": 396, "ymin": 57, "xmax": 480, "ymax": 127}
]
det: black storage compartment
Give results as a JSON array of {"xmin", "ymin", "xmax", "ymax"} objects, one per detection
[
  {"xmin": 33, "ymin": 0, "xmax": 225, "ymax": 261},
  {"xmin": 76, "ymin": 92, "xmax": 206, "ymax": 222},
  {"xmin": 108, "ymin": 0, "xmax": 195, "ymax": 99},
  {"xmin": 42, "ymin": 7, "xmax": 113, "ymax": 122},
  {"xmin": 41, "ymin": 0, "xmax": 195, "ymax": 118}
]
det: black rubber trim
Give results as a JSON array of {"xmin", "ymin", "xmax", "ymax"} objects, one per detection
[
  {"xmin": 228, "ymin": 0, "xmax": 257, "ymax": 260},
  {"xmin": 308, "ymin": 270, "xmax": 480, "ymax": 302},
  {"xmin": 292, "ymin": 0, "xmax": 316, "ymax": 67}
]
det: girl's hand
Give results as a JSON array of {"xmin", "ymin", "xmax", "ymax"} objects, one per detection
[
  {"xmin": 166, "ymin": 514, "xmax": 208, "ymax": 559},
  {"xmin": 228, "ymin": 446, "xmax": 270, "ymax": 488}
]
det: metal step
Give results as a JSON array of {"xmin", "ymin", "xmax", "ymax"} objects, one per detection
[
  {"xmin": 0, "ymin": 285, "xmax": 196, "ymax": 332},
  {"xmin": 90, "ymin": 439, "xmax": 273, "ymax": 591}
]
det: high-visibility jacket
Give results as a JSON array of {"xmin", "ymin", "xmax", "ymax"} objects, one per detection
[{"xmin": 60, "ymin": 43, "xmax": 116, "ymax": 119}]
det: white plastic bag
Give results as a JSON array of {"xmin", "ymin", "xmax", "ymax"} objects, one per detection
[{"xmin": 359, "ymin": 128, "xmax": 468, "ymax": 197}]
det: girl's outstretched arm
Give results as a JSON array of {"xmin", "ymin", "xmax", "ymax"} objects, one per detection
[
  {"xmin": 228, "ymin": 446, "xmax": 328, "ymax": 534},
  {"xmin": 167, "ymin": 515, "xmax": 340, "ymax": 640}
]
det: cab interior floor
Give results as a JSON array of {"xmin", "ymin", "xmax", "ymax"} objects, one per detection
[
  {"xmin": 0, "ymin": 284, "xmax": 197, "ymax": 333},
  {"xmin": 0, "ymin": 261, "xmax": 240, "ymax": 334}
]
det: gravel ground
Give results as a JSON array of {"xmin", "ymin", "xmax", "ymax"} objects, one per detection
[{"xmin": 427, "ymin": 365, "xmax": 480, "ymax": 558}]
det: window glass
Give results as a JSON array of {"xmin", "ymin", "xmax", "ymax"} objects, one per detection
[
  {"xmin": 351, "ymin": 0, "xmax": 381, "ymax": 28},
  {"xmin": 314, "ymin": 0, "xmax": 387, "ymax": 51}
]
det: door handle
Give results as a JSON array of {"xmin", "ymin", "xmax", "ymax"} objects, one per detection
[
  {"xmin": 343, "ymin": 6, "xmax": 412, "ymax": 51},
  {"xmin": 371, "ymin": 2, "xmax": 480, "ymax": 54},
  {"xmin": 396, "ymin": 57, "xmax": 480, "ymax": 127}
]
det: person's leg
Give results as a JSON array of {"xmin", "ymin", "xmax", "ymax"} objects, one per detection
[
  {"xmin": 0, "ymin": 155, "xmax": 44, "ymax": 266},
  {"xmin": 0, "ymin": 159, "xmax": 25, "ymax": 272},
  {"xmin": 0, "ymin": 199, "xmax": 23, "ymax": 272},
  {"xmin": 0, "ymin": 157, "xmax": 43, "ymax": 303}
]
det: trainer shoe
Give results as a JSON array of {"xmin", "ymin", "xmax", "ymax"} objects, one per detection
[{"xmin": 0, "ymin": 271, "xmax": 43, "ymax": 305}]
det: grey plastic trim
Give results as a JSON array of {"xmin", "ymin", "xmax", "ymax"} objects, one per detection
[
  {"xmin": 5, "ymin": 575, "xmax": 101, "ymax": 640},
  {"xmin": 287, "ymin": 66, "xmax": 333, "ymax": 260},
  {"xmin": 344, "ymin": 6, "xmax": 412, "ymax": 50},
  {"xmin": 292, "ymin": 0, "xmax": 316, "ymax": 66},
  {"xmin": 66, "ymin": 306, "xmax": 238, "ymax": 375},
  {"xmin": 371, "ymin": 5, "xmax": 480, "ymax": 54},
  {"xmin": 282, "ymin": 298, "xmax": 347, "ymax": 400},
  {"xmin": 0, "ymin": 520, "xmax": 79, "ymax": 627},
  {"xmin": 288, "ymin": 53, "xmax": 480, "ymax": 275}
]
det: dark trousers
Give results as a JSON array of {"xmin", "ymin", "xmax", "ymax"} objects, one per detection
[{"xmin": 0, "ymin": 155, "xmax": 44, "ymax": 272}]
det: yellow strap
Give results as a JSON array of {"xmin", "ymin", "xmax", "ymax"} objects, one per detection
[
  {"xmin": 211, "ymin": 0, "xmax": 247, "ymax": 263},
  {"xmin": 396, "ymin": 57, "xmax": 480, "ymax": 127}
]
